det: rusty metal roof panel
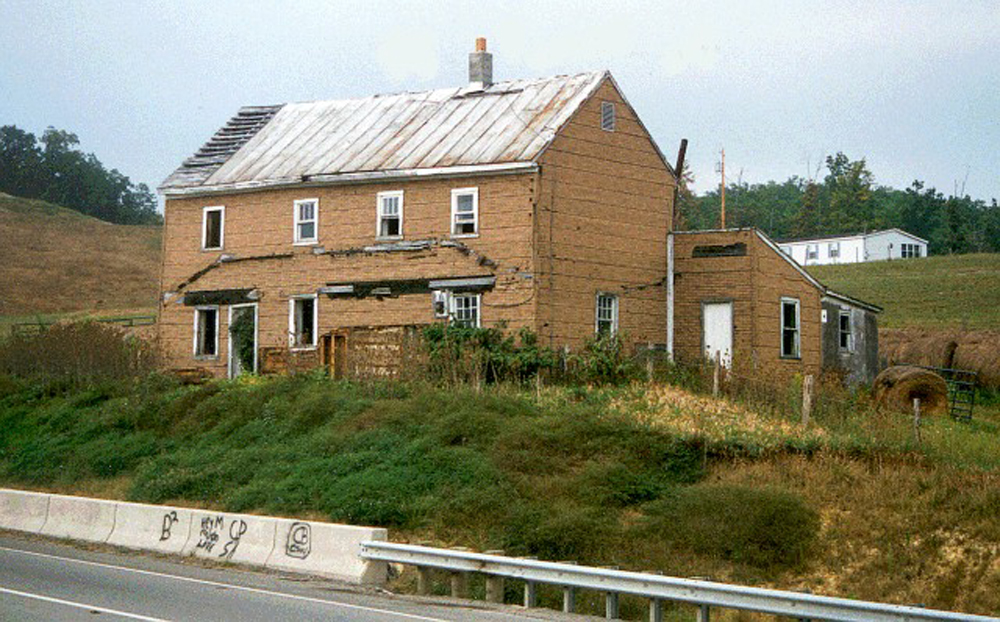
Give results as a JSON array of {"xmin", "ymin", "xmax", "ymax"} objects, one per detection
[{"xmin": 161, "ymin": 71, "xmax": 608, "ymax": 192}]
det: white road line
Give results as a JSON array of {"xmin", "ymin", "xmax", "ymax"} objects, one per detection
[
  {"xmin": 0, "ymin": 545, "xmax": 451, "ymax": 622},
  {"xmin": 0, "ymin": 585, "xmax": 172, "ymax": 621}
]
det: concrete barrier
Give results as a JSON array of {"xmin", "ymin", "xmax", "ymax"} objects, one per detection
[
  {"xmin": 266, "ymin": 518, "xmax": 388, "ymax": 584},
  {"xmin": 0, "ymin": 489, "xmax": 50, "ymax": 533},
  {"xmin": 106, "ymin": 502, "xmax": 194, "ymax": 555},
  {"xmin": 182, "ymin": 511, "xmax": 276, "ymax": 567},
  {"xmin": 40, "ymin": 494, "xmax": 117, "ymax": 543}
]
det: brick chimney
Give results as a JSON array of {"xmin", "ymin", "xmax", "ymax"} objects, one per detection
[{"xmin": 468, "ymin": 37, "xmax": 493, "ymax": 89}]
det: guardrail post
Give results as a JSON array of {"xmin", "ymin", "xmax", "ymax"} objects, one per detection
[
  {"xmin": 563, "ymin": 586, "xmax": 576, "ymax": 613},
  {"xmin": 649, "ymin": 598, "xmax": 663, "ymax": 622},
  {"xmin": 485, "ymin": 576, "xmax": 504, "ymax": 603},
  {"xmin": 416, "ymin": 566, "xmax": 432, "ymax": 595},
  {"xmin": 696, "ymin": 604, "xmax": 710, "ymax": 621},
  {"xmin": 524, "ymin": 581, "xmax": 537, "ymax": 608},
  {"xmin": 605, "ymin": 592, "xmax": 620, "ymax": 619},
  {"xmin": 450, "ymin": 571, "xmax": 468, "ymax": 598}
]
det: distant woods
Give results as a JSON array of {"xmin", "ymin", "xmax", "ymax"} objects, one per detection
[
  {"xmin": 0, "ymin": 125, "xmax": 160, "ymax": 225},
  {"xmin": 678, "ymin": 152, "xmax": 1000, "ymax": 255}
]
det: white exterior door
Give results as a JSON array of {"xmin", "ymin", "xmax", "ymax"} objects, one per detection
[{"xmin": 703, "ymin": 302, "xmax": 733, "ymax": 368}]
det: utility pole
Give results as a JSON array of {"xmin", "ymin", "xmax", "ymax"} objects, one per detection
[{"xmin": 718, "ymin": 148, "xmax": 727, "ymax": 228}]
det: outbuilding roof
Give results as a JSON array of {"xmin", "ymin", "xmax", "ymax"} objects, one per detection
[{"xmin": 161, "ymin": 71, "xmax": 610, "ymax": 196}]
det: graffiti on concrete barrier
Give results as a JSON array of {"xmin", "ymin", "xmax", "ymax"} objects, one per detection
[
  {"xmin": 219, "ymin": 519, "xmax": 248, "ymax": 561},
  {"xmin": 285, "ymin": 522, "xmax": 311, "ymax": 560},
  {"xmin": 159, "ymin": 511, "xmax": 179, "ymax": 541},
  {"xmin": 196, "ymin": 515, "xmax": 224, "ymax": 553}
]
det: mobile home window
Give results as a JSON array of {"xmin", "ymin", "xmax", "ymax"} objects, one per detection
[
  {"xmin": 806, "ymin": 244, "xmax": 818, "ymax": 262},
  {"xmin": 193, "ymin": 307, "xmax": 219, "ymax": 358},
  {"xmin": 377, "ymin": 191, "xmax": 403, "ymax": 239},
  {"xmin": 202, "ymin": 206, "xmax": 224, "ymax": 250},
  {"xmin": 451, "ymin": 293, "xmax": 480, "ymax": 328},
  {"xmin": 600, "ymin": 101, "xmax": 616, "ymax": 132},
  {"xmin": 839, "ymin": 310, "xmax": 852, "ymax": 351},
  {"xmin": 289, "ymin": 295, "xmax": 317, "ymax": 349},
  {"xmin": 901, "ymin": 243, "xmax": 921, "ymax": 258},
  {"xmin": 828, "ymin": 241, "xmax": 840, "ymax": 259},
  {"xmin": 293, "ymin": 199, "xmax": 318, "ymax": 244},
  {"xmin": 781, "ymin": 298, "xmax": 800, "ymax": 358},
  {"xmin": 595, "ymin": 293, "xmax": 619, "ymax": 336},
  {"xmin": 451, "ymin": 188, "xmax": 479, "ymax": 237}
]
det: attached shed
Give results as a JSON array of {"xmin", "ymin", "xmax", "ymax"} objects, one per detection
[{"xmin": 671, "ymin": 228, "xmax": 881, "ymax": 385}]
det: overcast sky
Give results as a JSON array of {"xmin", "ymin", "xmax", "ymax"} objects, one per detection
[{"xmin": 2, "ymin": 0, "xmax": 998, "ymax": 201}]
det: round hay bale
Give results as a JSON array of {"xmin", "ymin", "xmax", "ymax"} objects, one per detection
[
  {"xmin": 872, "ymin": 365, "xmax": 949, "ymax": 416},
  {"xmin": 953, "ymin": 331, "xmax": 1000, "ymax": 389}
]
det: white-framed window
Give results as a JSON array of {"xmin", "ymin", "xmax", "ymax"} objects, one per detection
[
  {"xmin": 781, "ymin": 297, "xmax": 800, "ymax": 358},
  {"xmin": 595, "ymin": 292, "xmax": 619, "ymax": 336},
  {"xmin": 202, "ymin": 206, "xmax": 224, "ymax": 250},
  {"xmin": 293, "ymin": 198, "xmax": 318, "ymax": 244},
  {"xmin": 289, "ymin": 294, "xmax": 318, "ymax": 349},
  {"xmin": 839, "ymin": 310, "xmax": 852, "ymax": 351},
  {"xmin": 450, "ymin": 293, "xmax": 480, "ymax": 328},
  {"xmin": 806, "ymin": 244, "xmax": 818, "ymax": 262},
  {"xmin": 377, "ymin": 190, "xmax": 403, "ymax": 239},
  {"xmin": 193, "ymin": 306, "xmax": 219, "ymax": 358},
  {"xmin": 451, "ymin": 187, "xmax": 479, "ymax": 237},
  {"xmin": 901, "ymin": 243, "xmax": 921, "ymax": 258},
  {"xmin": 600, "ymin": 101, "xmax": 616, "ymax": 132},
  {"xmin": 829, "ymin": 241, "xmax": 840, "ymax": 259}
]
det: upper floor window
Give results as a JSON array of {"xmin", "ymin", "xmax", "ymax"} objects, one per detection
[
  {"xmin": 901, "ymin": 243, "xmax": 921, "ymax": 258},
  {"xmin": 839, "ymin": 310, "xmax": 853, "ymax": 351},
  {"xmin": 451, "ymin": 188, "xmax": 479, "ymax": 237},
  {"xmin": 451, "ymin": 293, "xmax": 480, "ymax": 328},
  {"xmin": 595, "ymin": 293, "xmax": 619, "ymax": 336},
  {"xmin": 781, "ymin": 297, "xmax": 800, "ymax": 358},
  {"xmin": 377, "ymin": 191, "xmax": 403, "ymax": 239},
  {"xmin": 601, "ymin": 101, "xmax": 616, "ymax": 132},
  {"xmin": 202, "ymin": 206, "xmax": 224, "ymax": 250},
  {"xmin": 294, "ymin": 198, "xmax": 318, "ymax": 244},
  {"xmin": 289, "ymin": 295, "xmax": 317, "ymax": 349},
  {"xmin": 193, "ymin": 306, "xmax": 219, "ymax": 358}
]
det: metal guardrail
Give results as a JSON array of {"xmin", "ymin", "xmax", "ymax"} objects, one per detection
[{"xmin": 359, "ymin": 541, "xmax": 997, "ymax": 621}]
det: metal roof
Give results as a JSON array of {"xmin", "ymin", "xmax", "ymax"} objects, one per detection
[{"xmin": 161, "ymin": 71, "xmax": 609, "ymax": 195}]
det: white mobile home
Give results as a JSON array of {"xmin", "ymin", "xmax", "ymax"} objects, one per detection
[{"xmin": 777, "ymin": 229, "xmax": 928, "ymax": 266}]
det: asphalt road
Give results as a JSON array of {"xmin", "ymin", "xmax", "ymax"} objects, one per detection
[{"xmin": 0, "ymin": 534, "xmax": 586, "ymax": 621}]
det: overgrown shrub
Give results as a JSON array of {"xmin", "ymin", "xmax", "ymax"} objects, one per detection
[
  {"xmin": 422, "ymin": 324, "xmax": 557, "ymax": 385},
  {"xmin": 0, "ymin": 321, "xmax": 157, "ymax": 385},
  {"xmin": 641, "ymin": 484, "xmax": 819, "ymax": 570},
  {"xmin": 567, "ymin": 333, "xmax": 641, "ymax": 386}
]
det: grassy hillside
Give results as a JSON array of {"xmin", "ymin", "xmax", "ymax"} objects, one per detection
[
  {"xmin": 809, "ymin": 254, "xmax": 1000, "ymax": 330},
  {"xmin": 1, "ymin": 375, "xmax": 997, "ymax": 618},
  {"xmin": 0, "ymin": 192, "xmax": 160, "ymax": 317}
]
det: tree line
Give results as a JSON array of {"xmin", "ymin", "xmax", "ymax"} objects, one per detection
[
  {"xmin": 0, "ymin": 125, "xmax": 161, "ymax": 225},
  {"xmin": 678, "ymin": 152, "xmax": 1000, "ymax": 254}
]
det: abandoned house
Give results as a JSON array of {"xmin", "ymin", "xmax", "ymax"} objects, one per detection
[{"xmin": 157, "ymin": 39, "xmax": 881, "ymax": 384}]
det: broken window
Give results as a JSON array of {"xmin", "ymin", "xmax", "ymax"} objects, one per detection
[
  {"xmin": 451, "ymin": 188, "xmax": 478, "ymax": 236},
  {"xmin": 289, "ymin": 295, "xmax": 317, "ymax": 348},
  {"xmin": 595, "ymin": 293, "xmax": 618, "ymax": 336},
  {"xmin": 601, "ymin": 101, "xmax": 616, "ymax": 132},
  {"xmin": 377, "ymin": 191, "xmax": 403, "ymax": 239},
  {"xmin": 294, "ymin": 199, "xmax": 318, "ymax": 244},
  {"xmin": 781, "ymin": 298, "xmax": 800, "ymax": 358},
  {"xmin": 202, "ymin": 206, "xmax": 224, "ymax": 250},
  {"xmin": 839, "ymin": 310, "xmax": 852, "ymax": 351},
  {"xmin": 194, "ymin": 307, "xmax": 219, "ymax": 357},
  {"xmin": 451, "ymin": 293, "xmax": 480, "ymax": 328}
]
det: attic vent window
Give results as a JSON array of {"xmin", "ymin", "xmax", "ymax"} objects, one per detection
[
  {"xmin": 601, "ymin": 101, "xmax": 616, "ymax": 132},
  {"xmin": 692, "ymin": 243, "xmax": 746, "ymax": 258}
]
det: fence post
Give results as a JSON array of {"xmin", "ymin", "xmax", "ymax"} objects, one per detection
[
  {"xmin": 712, "ymin": 351, "xmax": 721, "ymax": 397},
  {"xmin": 802, "ymin": 374, "xmax": 814, "ymax": 426},
  {"xmin": 913, "ymin": 397, "xmax": 921, "ymax": 445}
]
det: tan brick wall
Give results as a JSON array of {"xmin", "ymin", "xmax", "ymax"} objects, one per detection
[
  {"xmin": 159, "ymin": 173, "xmax": 536, "ymax": 376},
  {"xmin": 535, "ymin": 79, "xmax": 675, "ymax": 351},
  {"xmin": 673, "ymin": 230, "xmax": 822, "ymax": 377}
]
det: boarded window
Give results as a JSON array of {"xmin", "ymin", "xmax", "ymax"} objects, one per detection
[
  {"xmin": 692, "ymin": 243, "xmax": 746, "ymax": 258},
  {"xmin": 194, "ymin": 307, "xmax": 218, "ymax": 357},
  {"xmin": 781, "ymin": 298, "xmax": 800, "ymax": 358},
  {"xmin": 377, "ymin": 191, "xmax": 403, "ymax": 238},
  {"xmin": 451, "ymin": 188, "xmax": 478, "ymax": 236},
  {"xmin": 294, "ymin": 199, "xmax": 318, "ymax": 243},
  {"xmin": 290, "ymin": 296, "xmax": 317, "ymax": 348},
  {"xmin": 202, "ymin": 206, "xmax": 224, "ymax": 250},
  {"xmin": 595, "ymin": 293, "xmax": 618, "ymax": 335},
  {"xmin": 451, "ymin": 293, "xmax": 480, "ymax": 328},
  {"xmin": 601, "ymin": 101, "xmax": 616, "ymax": 131},
  {"xmin": 839, "ymin": 311, "xmax": 852, "ymax": 351}
]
